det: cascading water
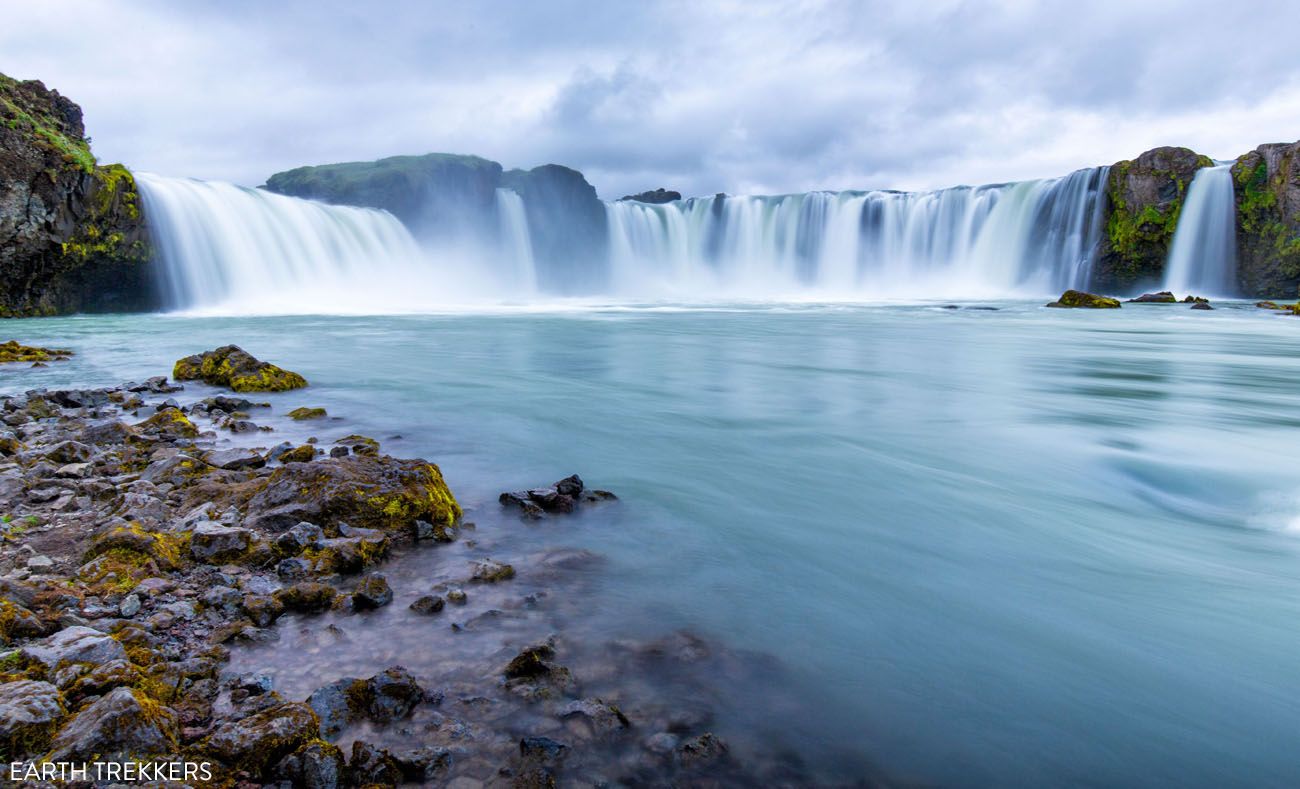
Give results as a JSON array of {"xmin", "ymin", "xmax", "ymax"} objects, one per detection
[
  {"xmin": 138, "ymin": 166, "xmax": 1116, "ymax": 312},
  {"xmin": 136, "ymin": 173, "xmax": 445, "ymax": 314},
  {"xmin": 605, "ymin": 167, "xmax": 1111, "ymax": 299},
  {"xmin": 495, "ymin": 188, "xmax": 538, "ymax": 293},
  {"xmin": 1162, "ymin": 164, "xmax": 1237, "ymax": 297}
]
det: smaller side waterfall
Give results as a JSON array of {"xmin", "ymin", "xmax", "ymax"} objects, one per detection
[
  {"xmin": 1163, "ymin": 165, "xmax": 1237, "ymax": 296},
  {"xmin": 495, "ymin": 189, "xmax": 538, "ymax": 292}
]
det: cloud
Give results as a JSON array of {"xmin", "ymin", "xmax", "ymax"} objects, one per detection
[{"xmin": 4, "ymin": 0, "xmax": 1299, "ymax": 198}]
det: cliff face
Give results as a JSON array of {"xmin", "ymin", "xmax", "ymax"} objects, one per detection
[
  {"xmin": 264, "ymin": 153, "xmax": 504, "ymax": 244},
  {"xmin": 1231, "ymin": 142, "xmax": 1300, "ymax": 298},
  {"xmin": 1091, "ymin": 146, "xmax": 1213, "ymax": 292},
  {"xmin": 0, "ymin": 75, "xmax": 154, "ymax": 316},
  {"xmin": 501, "ymin": 164, "xmax": 609, "ymax": 290},
  {"xmin": 264, "ymin": 155, "xmax": 610, "ymax": 292}
]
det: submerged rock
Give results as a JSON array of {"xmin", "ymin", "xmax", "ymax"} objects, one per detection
[
  {"xmin": 173, "ymin": 345, "xmax": 308, "ymax": 392},
  {"xmin": 1191, "ymin": 301, "xmax": 1214, "ymax": 310},
  {"xmin": 1046, "ymin": 290, "xmax": 1122, "ymax": 309},
  {"xmin": 500, "ymin": 474, "xmax": 617, "ymax": 518}
]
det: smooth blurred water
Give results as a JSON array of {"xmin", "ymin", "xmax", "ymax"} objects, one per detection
[{"xmin": 5, "ymin": 301, "xmax": 1300, "ymax": 786}]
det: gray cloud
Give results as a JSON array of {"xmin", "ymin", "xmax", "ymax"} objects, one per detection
[{"xmin": 5, "ymin": 0, "xmax": 1300, "ymax": 199}]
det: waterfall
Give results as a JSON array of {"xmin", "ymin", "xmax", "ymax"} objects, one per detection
[
  {"xmin": 1162, "ymin": 164, "xmax": 1237, "ymax": 297},
  {"xmin": 605, "ymin": 167, "xmax": 1111, "ymax": 299},
  {"xmin": 138, "ymin": 167, "xmax": 1117, "ymax": 313},
  {"xmin": 136, "ymin": 173, "xmax": 447, "ymax": 314},
  {"xmin": 495, "ymin": 188, "xmax": 538, "ymax": 292}
]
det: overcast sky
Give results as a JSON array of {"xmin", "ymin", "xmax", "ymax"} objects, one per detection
[{"xmin": 5, "ymin": 0, "xmax": 1300, "ymax": 199}]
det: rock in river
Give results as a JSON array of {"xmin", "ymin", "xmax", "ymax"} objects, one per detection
[
  {"xmin": 173, "ymin": 345, "xmax": 308, "ymax": 392},
  {"xmin": 1046, "ymin": 289, "xmax": 1122, "ymax": 308}
]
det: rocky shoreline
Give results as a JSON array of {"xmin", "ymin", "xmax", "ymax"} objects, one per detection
[{"xmin": 0, "ymin": 346, "xmax": 828, "ymax": 787}]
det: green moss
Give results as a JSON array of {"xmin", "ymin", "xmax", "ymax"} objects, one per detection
[
  {"xmin": 135, "ymin": 408, "xmax": 200, "ymax": 439},
  {"xmin": 0, "ymin": 74, "xmax": 94, "ymax": 172},
  {"xmin": 280, "ymin": 445, "xmax": 316, "ymax": 463},
  {"xmin": 1047, "ymin": 290, "xmax": 1122, "ymax": 309},
  {"xmin": 0, "ymin": 340, "xmax": 73, "ymax": 363},
  {"xmin": 287, "ymin": 407, "xmax": 327, "ymax": 420}
]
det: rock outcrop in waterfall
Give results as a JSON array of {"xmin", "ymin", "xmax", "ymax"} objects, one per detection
[
  {"xmin": 264, "ymin": 156, "xmax": 609, "ymax": 291},
  {"xmin": 0, "ymin": 73, "xmax": 154, "ymax": 316},
  {"xmin": 1231, "ymin": 142, "xmax": 1300, "ymax": 298},
  {"xmin": 1090, "ymin": 146, "xmax": 1213, "ymax": 292}
]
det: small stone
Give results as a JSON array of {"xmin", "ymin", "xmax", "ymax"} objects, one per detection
[
  {"xmin": 118, "ymin": 594, "xmax": 141, "ymax": 618},
  {"xmin": 352, "ymin": 573, "xmax": 393, "ymax": 610},
  {"xmin": 409, "ymin": 595, "xmax": 445, "ymax": 615},
  {"xmin": 189, "ymin": 522, "xmax": 252, "ymax": 562},
  {"xmin": 287, "ymin": 407, "xmax": 327, "ymax": 420},
  {"xmin": 446, "ymin": 587, "xmax": 468, "ymax": 605},
  {"xmin": 25, "ymin": 555, "xmax": 53, "ymax": 571},
  {"xmin": 470, "ymin": 558, "xmax": 515, "ymax": 583},
  {"xmin": 22, "ymin": 626, "xmax": 128, "ymax": 670}
]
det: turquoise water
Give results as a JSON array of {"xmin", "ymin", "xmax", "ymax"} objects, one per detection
[{"xmin": 5, "ymin": 301, "xmax": 1300, "ymax": 786}]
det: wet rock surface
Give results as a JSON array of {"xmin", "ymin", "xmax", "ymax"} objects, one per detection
[{"xmin": 0, "ymin": 359, "xmax": 846, "ymax": 786}]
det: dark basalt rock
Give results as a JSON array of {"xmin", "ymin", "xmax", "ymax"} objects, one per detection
[
  {"xmin": 47, "ymin": 686, "xmax": 178, "ymax": 762},
  {"xmin": 620, "ymin": 187, "xmax": 682, "ymax": 204},
  {"xmin": 352, "ymin": 573, "xmax": 393, "ymax": 610},
  {"xmin": 1232, "ymin": 141, "xmax": 1300, "ymax": 297},
  {"xmin": 1092, "ymin": 146, "xmax": 1213, "ymax": 292},
  {"xmin": 200, "ymin": 702, "xmax": 319, "ymax": 777},
  {"xmin": 276, "ymin": 739, "xmax": 346, "ymax": 789},
  {"xmin": 501, "ymin": 474, "xmax": 617, "ymax": 518},
  {"xmin": 0, "ymin": 74, "xmax": 155, "ymax": 316},
  {"xmin": 349, "ymin": 740, "xmax": 402, "ymax": 786},
  {"xmin": 1191, "ymin": 301, "xmax": 1214, "ymax": 310},
  {"xmin": 409, "ymin": 594, "xmax": 445, "ymax": 615},
  {"xmin": 1128, "ymin": 291, "xmax": 1177, "ymax": 303}
]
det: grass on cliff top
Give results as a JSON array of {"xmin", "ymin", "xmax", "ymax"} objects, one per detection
[
  {"xmin": 0, "ymin": 73, "xmax": 95, "ymax": 173},
  {"xmin": 265, "ymin": 152, "xmax": 501, "ymax": 191}
]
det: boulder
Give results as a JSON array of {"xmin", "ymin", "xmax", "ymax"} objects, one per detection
[
  {"xmin": 172, "ymin": 345, "xmax": 307, "ymax": 392},
  {"xmin": 0, "ymin": 342, "xmax": 73, "ymax": 363},
  {"xmin": 242, "ymin": 454, "xmax": 460, "ymax": 533},
  {"xmin": 275, "ymin": 582, "xmax": 338, "ymax": 613},
  {"xmin": 307, "ymin": 677, "xmax": 366, "ymax": 736},
  {"xmin": 409, "ymin": 595, "xmax": 445, "ymax": 615},
  {"xmin": 471, "ymin": 558, "xmax": 515, "ymax": 583},
  {"xmin": 620, "ymin": 187, "xmax": 682, "ymax": 204},
  {"xmin": 205, "ymin": 447, "xmax": 266, "ymax": 471},
  {"xmin": 22, "ymin": 625, "xmax": 127, "ymax": 670},
  {"xmin": 189, "ymin": 522, "xmax": 252, "ymax": 562},
  {"xmin": 351, "ymin": 573, "xmax": 393, "ymax": 610},
  {"xmin": 1046, "ymin": 290, "xmax": 1122, "ymax": 309},
  {"xmin": 677, "ymin": 732, "xmax": 729, "ymax": 767},
  {"xmin": 276, "ymin": 739, "xmax": 346, "ymax": 789},
  {"xmin": 201, "ymin": 702, "xmax": 319, "ymax": 776},
  {"xmin": 390, "ymin": 745, "xmax": 452, "ymax": 783},
  {"xmin": 1127, "ymin": 291, "xmax": 1177, "ymax": 303},
  {"xmin": 44, "ymin": 439, "xmax": 92, "ymax": 464},
  {"xmin": 46, "ymin": 686, "xmax": 177, "ymax": 761},
  {"xmin": 287, "ymin": 406, "xmax": 327, "ymax": 420},
  {"xmin": 0, "ymin": 680, "xmax": 65, "ymax": 758},
  {"xmin": 349, "ymin": 740, "xmax": 401, "ymax": 786},
  {"xmin": 1191, "ymin": 301, "xmax": 1214, "ymax": 310},
  {"xmin": 364, "ymin": 666, "xmax": 425, "ymax": 722},
  {"xmin": 135, "ymin": 408, "xmax": 200, "ymax": 439}
]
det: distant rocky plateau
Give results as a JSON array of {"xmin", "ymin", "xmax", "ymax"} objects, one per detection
[{"xmin": 3, "ymin": 72, "xmax": 1300, "ymax": 315}]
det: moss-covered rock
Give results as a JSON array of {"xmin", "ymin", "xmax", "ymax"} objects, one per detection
[
  {"xmin": 0, "ymin": 340, "xmax": 72, "ymax": 363},
  {"xmin": 1046, "ymin": 290, "xmax": 1121, "ymax": 309},
  {"xmin": 0, "ymin": 679, "xmax": 65, "ymax": 760},
  {"xmin": 0, "ymin": 73, "xmax": 155, "ymax": 316},
  {"xmin": 1092, "ymin": 146, "xmax": 1213, "ymax": 291},
  {"xmin": 243, "ymin": 454, "xmax": 460, "ymax": 534},
  {"xmin": 134, "ymin": 408, "xmax": 200, "ymax": 439},
  {"xmin": 46, "ymin": 685, "xmax": 177, "ymax": 762},
  {"xmin": 287, "ymin": 406, "xmax": 327, "ymax": 420},
  {"xmin": 201, "ymin": 702, "xmax": 320, "ymax": 777},
  {"xmin": 1232, "ymin": 141, "xmax": 1300, "ymax": 298},
  {"xmin": 173, "ymin": 345, "xmax": 307, "ymax": 392}
]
